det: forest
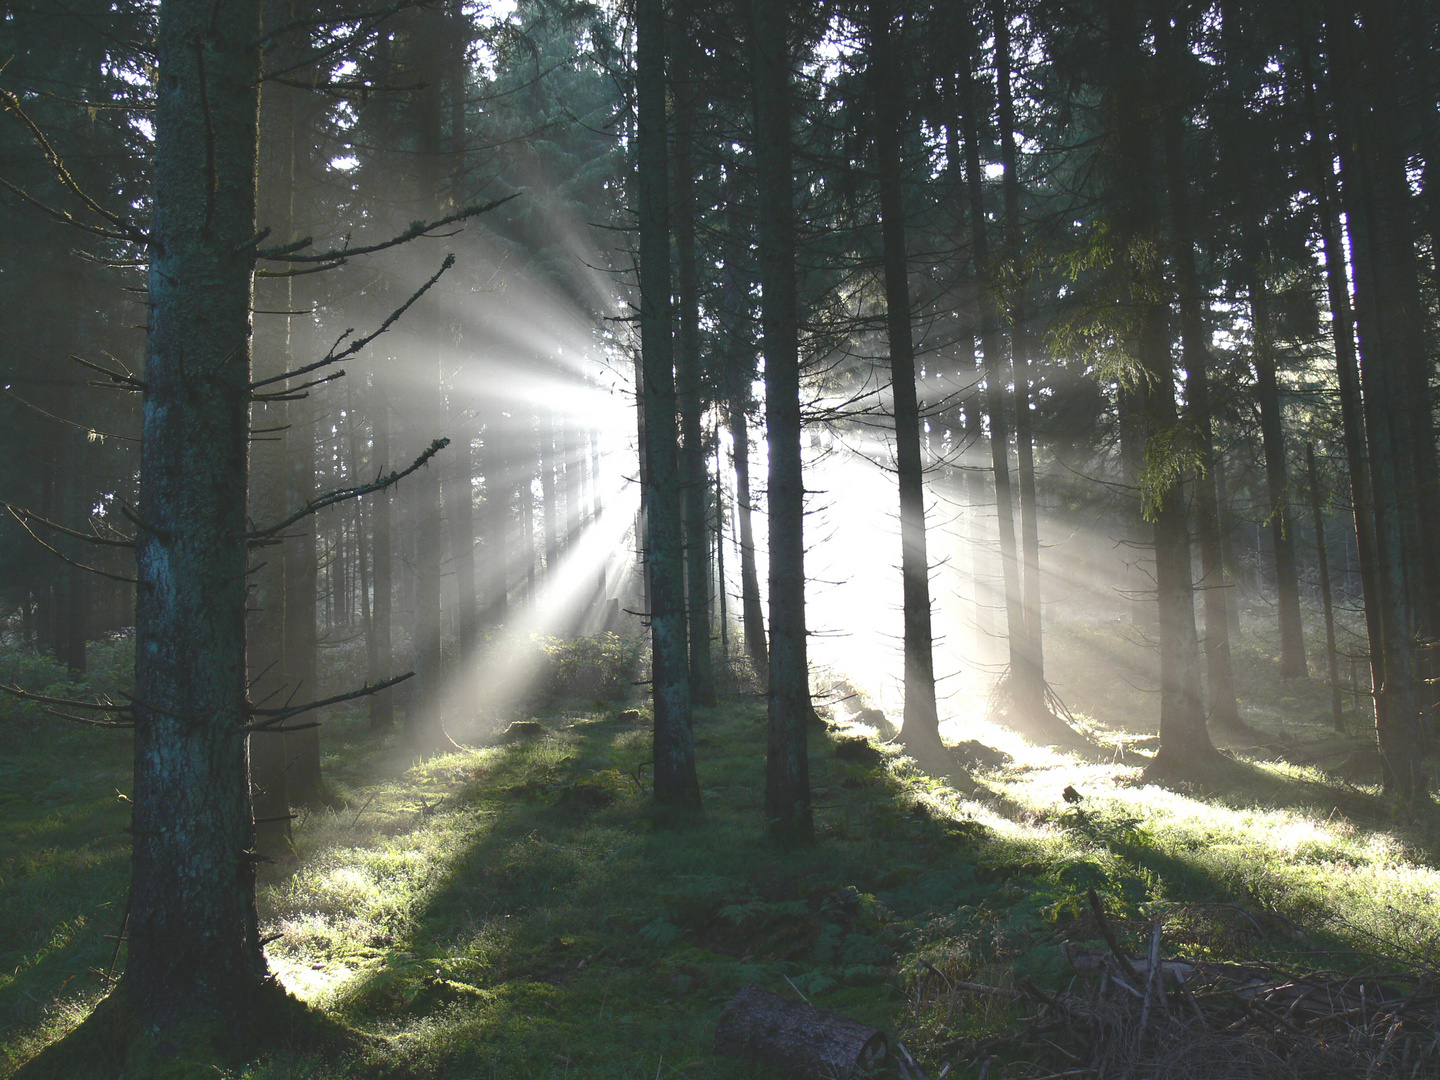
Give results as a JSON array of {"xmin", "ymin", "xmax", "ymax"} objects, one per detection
[{"xmin": 1, "ymin": 0, "xmax": 1438, "ymax": 1076}]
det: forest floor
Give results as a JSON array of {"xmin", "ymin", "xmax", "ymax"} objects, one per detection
[{"xmin": 3, "ymin": 621, "xmax": 1440, "ymax": 1079}]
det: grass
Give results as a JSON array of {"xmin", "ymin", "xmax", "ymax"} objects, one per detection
[{"xmin": 3, "ymin": 614, "xmax": 1439, "ymax": 1078}]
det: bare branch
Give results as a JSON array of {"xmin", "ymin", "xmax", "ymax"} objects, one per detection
[
  {"xmin": 1, "ymin": 502, "xmax": 135, "ymax": 547},
  {"xmin": 70, "ymin": 353, "xmax": 147, "ymax": 391},
  {"xmin": 256, "ymin": 195, "xmax": 516, "ymax": 264},
  {"xmin": 43, "ymin": 708, "xmax": 136, "ymax": 730},
  {"xmin": 245, "ymin": 672, "xmax": 413, "ymax": 731},
  {"xmin": 0, "ymin": 683, "xmax": 131, "ymax": 713},
  {"xmin": 5, "ymin": 508, "xmax": 139, "ymax": 583},
  {"xmin": 246, "ymin": 439, "xmax": 448, "ymax": 542},
  {"xmin": 250, "ymin": 254, "xmax": 455, "ymax": 390}
]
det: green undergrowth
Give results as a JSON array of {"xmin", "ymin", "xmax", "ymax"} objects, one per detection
[
  {"xmin": 0, "ymin": 642, "xmax": 133, "ymax": 1074},
  {"xmin": 5, "ymin": 634, "xmax": 1440, "ymax": 1078}
]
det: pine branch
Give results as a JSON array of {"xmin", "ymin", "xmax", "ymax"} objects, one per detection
[
  {"xmin": 0, "ymin": 86, "xmax": 149, "ymax": 243},
  {"xmin": 245, "ymin": 439, "xmax": 448, "ymax": 542},
  {"xmin": 244, "ymin": 672, "xmax": 413, "ymax": 731}
]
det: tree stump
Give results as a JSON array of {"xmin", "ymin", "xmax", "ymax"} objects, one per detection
[{"xmin": 714, "ymin": 985, "xmax": 887, "ymax": 1079}]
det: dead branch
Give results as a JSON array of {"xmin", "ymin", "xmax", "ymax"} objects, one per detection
[
  {"xmin": 5, "ymin": 507, "xmax": 139, "ymax": 583},
  {"xmin": 1, "ymin": 502, "xmax": 135, "ymax": 548},
  {"xmin": 244, "ymin": 672, "xmax": 413, "ymax": 730},
  {"xmin": 245, "ymin": 438, "xmax": 447, "ymax": 541},
  {"xmin": 254, "ymin": 195, "xmax": 515, "ymax": 265},
  {"xmin": 250, "ymin": 253, "xmax": 456, "ymax": 391}
]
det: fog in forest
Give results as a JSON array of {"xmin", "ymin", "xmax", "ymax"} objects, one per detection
[{"xmin": 2, "ymin": 0, "xmax": 1435, "ymax": 1072}]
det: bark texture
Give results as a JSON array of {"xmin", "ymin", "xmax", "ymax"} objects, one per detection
[
  {"xmin": 127, "ymin": 0, "xmax": 269, "ymax": 1032},
  {"xmin": 637, "ymin": 0, "xmax": 701, "ymax": 813},
  {"xmin": 752, "ymin": 0, "xmax": 812, "ymax": 842}
]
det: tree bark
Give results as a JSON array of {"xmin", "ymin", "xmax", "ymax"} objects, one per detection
[
  {"xmin": 126, "ymin": 0, "xmax": 269, "ymax": 1032},
  {"xmin": 1250, "ymin": 280, "xmax": 1307, "ymax": 678},
  {"xmin": 637, "ymin": 0, "xmax": 701, "ymax": 814},
  {"xmin": 1327, "ymin": 0, "xmax": 1428, "ymax": 799},
  {"xmin": 870, "ymin": 0, "xmax": 940, "ymax": 754},
  {"xmin": 751, "ymin": 0, "xmax": 811, "ymax": 842},
  {"xmin": 1157, "ymin": 15, "xmax": 1243, "ymax": 732},
  {"xmin": 1306, "ymin": 444, "xmax": 1345, "ymax": 731},
  {"xmin": 958, "ymin": 20, "xmax": 1026, "ymax": 717},
  {"xmin": 672, "ymin": 24, "xmax": 716, "ymax": 706},
  {"xmin": 1108, "ymin": 0, "xmax": 1214, "ymax": 775},
  {"xmin": 715, "ymin": 985, "xmax": 887, "ymax": 1079},
  {"xmin": 369, "ymin": 389, "xmax": 396, "ymax": 730},
  {"xmin": 995, "ymin": 1, "xmax": 1054, "ymax": 732}
]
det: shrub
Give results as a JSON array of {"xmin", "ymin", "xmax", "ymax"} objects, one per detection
[{"xmin": 530, "ymin": 632, "xmax": 641, "ymax": 705}]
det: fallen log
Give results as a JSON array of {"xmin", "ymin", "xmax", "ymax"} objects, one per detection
[{"xmin": 714, "ymin": 984, "xmax": 888, "ymax": 1079}]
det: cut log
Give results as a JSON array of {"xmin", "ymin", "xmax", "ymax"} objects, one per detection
[{"xmin": 714, "ymin": 985, "xmax": 887, "ymax": 1079}]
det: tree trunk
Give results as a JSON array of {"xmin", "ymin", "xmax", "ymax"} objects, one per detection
[
  {"xmin": 637, "ymin": 0, "xmax": 700, "ymax": 814},
  {"xmin": 126, "ymin": 0, "xmax": 269, "ymax": 1034},
  {"xmin": 1250, "ymin": 281, "xmax": 1307, "ymax": 678},
  {"xmin": 541, "ymin": 407, "xmax": 560, "ymax": 572},
  {"xmin": 958, "ymin": 22, "xmax": 1026, "ymax": 718},
  {"xmin": 672, "ymin": 29, "xmax": 716, "ymax": 706},
  {"xmin": 751, "ymin": 0, "xmax": 811, "ymax": 842},
  {"xmin": 1157, "ymin": 16, "xmax": 1243, "ymax": 731},
  {"xmin": 446, "ymin": 401, "xmax": 478, "ymax": 668},
  {"xmin": 1307, "ymin": 445, "xmax": 1345, "ymax": 731},
  {"xmin": 478, "ymin": 402, "xmax": 509, "ymax": 625},
  {"xmin": 870, "ymin": 0, "xmax": 939, "ymax": 754},
  {"xmin": 729, "ymin": 395, "xmax": 768, "ymax": 680},
  {"xmin": 369, "ymin": 390, "xmax": 396, "ymax": 730},
  {"xmin": 1108, "ymin": 0, "xmax": 1214, "ymax": 776},
  {"xmin": 995, "ymin": 1, "xmax": 1054, "ymax": 732},
  {"xmin": 1327, "ymin": 0, "xmax": 1428, "ymax": 799}
]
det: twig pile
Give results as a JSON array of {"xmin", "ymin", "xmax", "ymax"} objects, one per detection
[{"xmin": 930, "ymin": 892, "xmax": 1440, "ymax": 1080}]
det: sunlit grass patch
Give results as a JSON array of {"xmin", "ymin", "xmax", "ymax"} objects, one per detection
[{"xmin": 976, "ymin": 736, "xmax": 1440, "ymax": 963}]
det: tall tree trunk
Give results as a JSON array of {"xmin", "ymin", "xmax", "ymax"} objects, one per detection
[
  {"xmin": 994, "ymin": 1, "xmax": 1053, "ymax": 732},
  {"xmin": 1297, "ymin": 2, "xmax": 1383, "ymax": 741},
  {"xmin": 480, "ymin": 405, "xmax": 510, "ymax": 622},
  {"xmin": 446, "ymin": 399, "xmax": 478, "ymax": 678},
  {"xmin": 751, "ymin": 0, "xmax": 811, "ymax": 842},
  {"xmin": 1327, "ymin": 1, "xmax": 1428, "ymax": 799},
  {"xmin": 369, "ymin": 389, "xmax": 396, "ymax": 730},
  {"xmin": 637, "ymin": 0, "xmax": 700, "ymax": 814},
  {"xmin": 1157, "ymin": 15, "xmax": 1243, "ymax": 732},
  {"xmin": 405, "ymin": 8, "xmax": 451, "ymax": 753},
  {"xmin": 721, "ymin": 198, "xmax": 768, "ymax": 681},
  {"xmin": 673, "ymin": 29, "xmax": 716, "ymax": 706},
  {"xmin": 126, "ymin": 0, "xmax": 269, "ymax": 1034},
  {"xmin": 1109, "ymin": 0, "xmax": 1214, "ymax": 775},
  {"xmin": 541, "ymin": 407, "xmax": 559, "ymax": 571},
  {"xmin": 729, "ymin": 395, "xmax": 768, "ymax": 680},
  {"xmin": 1250, "ymin": 281, "xmax": 1307, "ymax": 678},
  {"xmin": 1307, "ymin": 444, "xmax": 1345, "ymax": 731},
  {"xmin": 958, "ymin": 21, "xmax": 1026, "ymax": 715},
  {"xmin": 870, "ymin": 0, "xmax": 939, "ymax": 753}
]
